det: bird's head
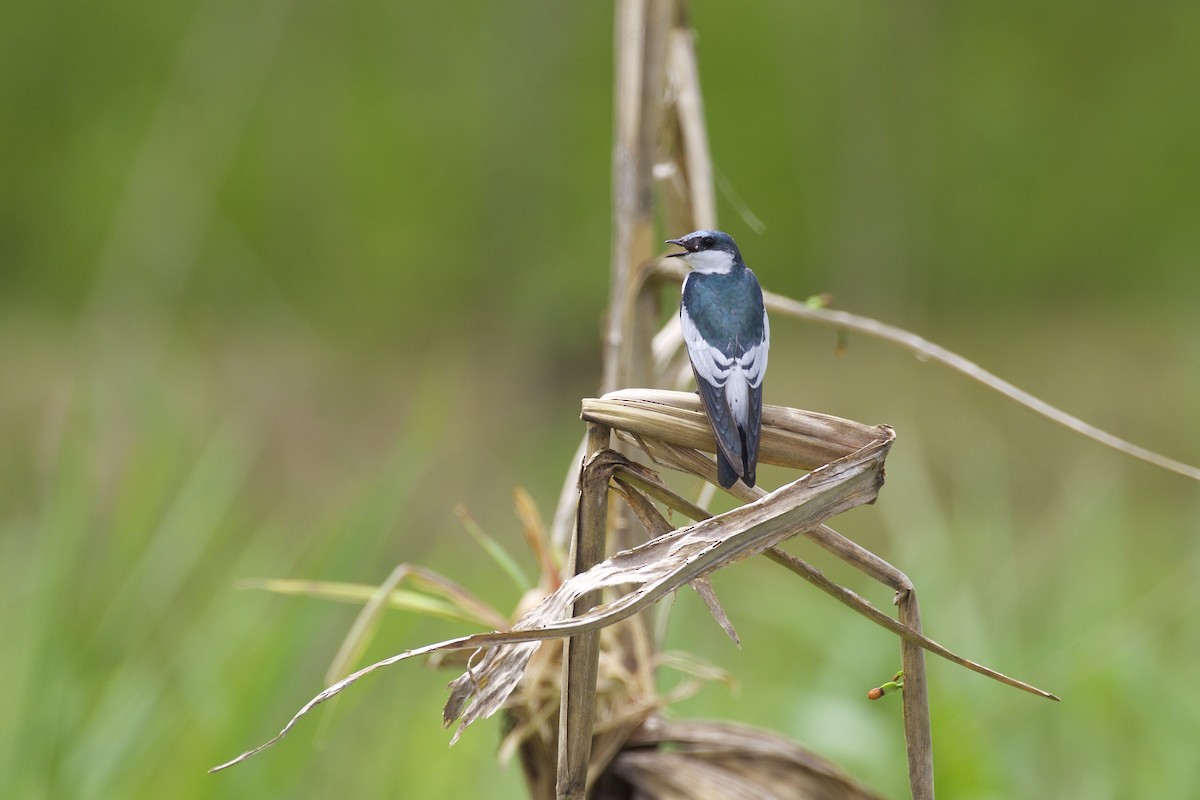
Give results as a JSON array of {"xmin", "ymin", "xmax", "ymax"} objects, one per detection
[{"xmin": 665, "ymin": 230, "xmax": 743, "ymax": 274}]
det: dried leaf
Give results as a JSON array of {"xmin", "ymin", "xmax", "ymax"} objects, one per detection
[{"xmin": 443, "ymin": 438, "xmax": 891, "ymax": 741}]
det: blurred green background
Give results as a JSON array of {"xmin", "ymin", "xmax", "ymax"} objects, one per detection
[{"xmin": 3, "ymin": 1, "xmax": 1199, "ymax": 797}]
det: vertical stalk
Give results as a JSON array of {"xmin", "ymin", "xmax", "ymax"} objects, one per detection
[
  {"xmin": 555, "ymin": 1, "xmax": 705, "ymax": 796},
  {"xmin": 604, "ymin": 0, "xmax": 674, "ymax": 395},
  {"xmin": 898, "ymin": 589, "xmax": 935, "ymax": 799},
  {"xmin": 556, "ymin": 423, "xmax": 612, "ymax": 800}
]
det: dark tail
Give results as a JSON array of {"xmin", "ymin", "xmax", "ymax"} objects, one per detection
[
  {"xmin": 716, "ymin": 449, "xmax": 739, "ymax": 489},
  {"xmin": 716, "ymin": 441, "xmax": 755, "ymax": 489},
  {"xmin": 738, "ymin": 425, "xmax": 756, "ymax": 488}
]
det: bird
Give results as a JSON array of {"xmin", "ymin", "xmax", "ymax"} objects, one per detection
[{"xmin": 666, "ymin": 230, "xmax": 770, "ymax": 489}]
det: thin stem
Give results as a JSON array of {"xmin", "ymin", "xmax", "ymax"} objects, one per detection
[{"xmin": 767, "ymin": 292, "xmax": 1200, "ymax": 483}]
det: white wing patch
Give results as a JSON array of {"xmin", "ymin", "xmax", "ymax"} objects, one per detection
[
  {"xmin": 742, "ymin": 310, "xmax": 769, "ymax": 388},
  {"xmin": 680, "ymin": 305, "xmax": 770, "ymax": 430}
]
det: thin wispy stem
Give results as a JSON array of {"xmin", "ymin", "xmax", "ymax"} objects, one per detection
[
  {"xmin": 651, "ymin": 257, "xmax": 1200, "ymax": 483},
  {"xmin": 772, "ymin": 295, "xmax": 1200, "ymax": 482}
]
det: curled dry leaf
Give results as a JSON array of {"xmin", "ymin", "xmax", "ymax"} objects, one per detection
[{"xmin": 443, "ymin": 434, "xmax": 891, "ymax": 740}]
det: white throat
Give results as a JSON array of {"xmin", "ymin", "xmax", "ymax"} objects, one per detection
[{"xmin": 682, "ymin": 249, "xmax": 736, "ymax": 274}]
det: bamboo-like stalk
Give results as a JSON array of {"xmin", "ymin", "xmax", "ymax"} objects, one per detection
[
  {"xmin": 604, "ymin": 0, "xmax": 673, "ymax": 396},
  {"xmin": 557, "ymin": 423, "xmax": 612, "ymax": 799},
  {"xmin": 556, "ymin": 2, "xmax": 692, "ymax": 796}
]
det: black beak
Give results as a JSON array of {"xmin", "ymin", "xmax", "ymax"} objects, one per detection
[{"xmin": 664, "ymin": 238, "xmax": 687, "ymax": 257}]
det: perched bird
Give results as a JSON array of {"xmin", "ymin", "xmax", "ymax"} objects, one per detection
[{"xmin": 667, "ymin": 230, "xmax": 770, "ymax": 489}]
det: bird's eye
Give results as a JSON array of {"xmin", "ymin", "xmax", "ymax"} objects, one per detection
[{"xmin": 701, "ymin": 236, "xmax": 715, "ymax": 247}]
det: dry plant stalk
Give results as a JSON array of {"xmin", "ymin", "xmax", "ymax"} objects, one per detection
[
  {"xmin": 556, "ymin": 422, "xmax": 613, "ymax": 798},
  {"xmin": 211, "ymin": 392, "xmax": 1056, "ymax": 800}
]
